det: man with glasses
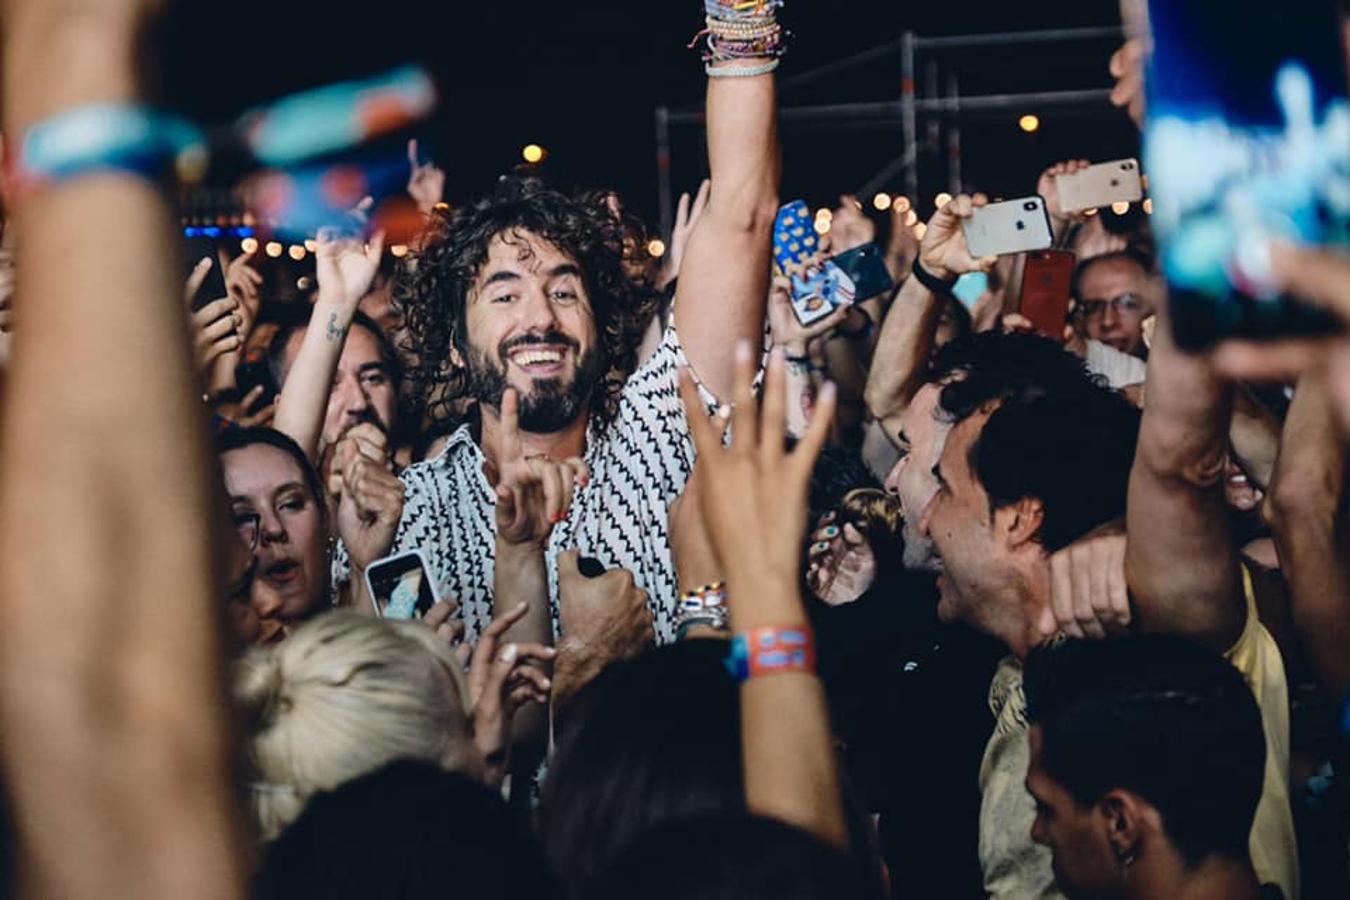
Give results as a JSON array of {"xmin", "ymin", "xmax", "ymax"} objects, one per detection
[{"xmin": 1072, "ymin": 250, "xmax": 1155, "ymax": 359}]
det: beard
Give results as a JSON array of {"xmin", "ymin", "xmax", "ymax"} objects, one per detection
[{"xmin": 465, "ymin": 331, "xmax": 606, "ymax": 433}]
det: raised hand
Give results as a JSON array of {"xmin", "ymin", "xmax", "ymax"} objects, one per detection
[
  {"xmin": 554, "ymin": 550, "xmax": 654, "ymax": 706},
  {"xmin": 678, "ymin": 343, "xmax": 837, "ymax": 599},
  {"xmin": 220, "ymin": 244, "xmax": 263, "ymax": 322},
  {"xmin": 767, "ymin": 273, "xmax": 848, "ymax": 355},
  {"xmin": 917, "ymin": 193, "xmax": 997, "ymax": 280},
  {"xmin": 215, "ymin": 384, "xmax": 276, "ymax": 428},
  {"xmin": 1038, "ymin": 521, "xmax": 1131, "ymax": 640},
  {"xmin": 406, "ymin": 139, "xmax": 446, "ymax": 215},
  {"xmin": 328, "ymin": 422, "xmax": 404, "ymax": 573},
  {"xmin": 1037, "ymin": 159, "xmax": 1092, "ymax": 231},
  {"xmin": 485, "ymin": 388, "xmax": 590, "ymax": 547},
  {"xmin": 806, "ymin": 512, "xmax": 877, "ymax": 606},
  {"xmin": 829, "ymin": 194, "xmax": 876, "ymax": 254},
  {"xmin": 658, "ymin": 178, "xmax": 711, "ymax": 290},
  {"xmin": 465, "ymin": 601, "xmax": 555, "ymax": 785},
  {"xmin": 189, "ymin": 295, "xmax": 243, "ymax": 381},
  {"xmin": 1109, "ymin": 38, "xmax": 1147, "ymax": 129},
  {"xmin": 315, "ymin": 225, "xmax": 385, "ymax": 310}
]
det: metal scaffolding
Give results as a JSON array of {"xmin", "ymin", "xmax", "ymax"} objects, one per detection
[{"xmin": 654, "ymin": 24, "xmax": 1125, "ymax": 235}]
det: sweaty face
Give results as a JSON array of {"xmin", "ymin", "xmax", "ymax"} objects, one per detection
[
  {"xmin": 884, "ymin": 383, "xmax": 951, "ymax": 572},
  {"xmin": 222, "ymin": 444, "xmax": 329, "ymax": 639},
  {"xmin": 462, "ymin": 230, "xmax": 603, "ymax": 434},
  {"xmin": 1076, "ymin": 257, "xmax": 1151, "ymax": 358},
  {"xmin": 918, "ymin": 410, "xmax": 1005, "ymax": 626},
  {"xmin": 283, "ymin": 324, "xmax": 398, "ymax": 451},
  {"xmin": 1028, "ymin": 726, "xmax": 1122, "ymax": 900}
]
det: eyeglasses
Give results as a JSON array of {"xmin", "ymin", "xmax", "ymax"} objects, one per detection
[
  {"xmin": 233, "ymin": 512, "xmax": 262, "ymax": 553},
  {"xmin": 1077, "ymin": 293, "xmax": 1144, "ymax": 320}
]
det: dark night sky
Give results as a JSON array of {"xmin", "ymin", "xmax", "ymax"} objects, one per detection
[{"xmin": 162, "ymin": 0, "xmax": 1138, "ymax": 230}]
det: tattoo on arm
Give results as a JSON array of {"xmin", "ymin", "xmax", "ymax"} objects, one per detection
[{"xmin": 326, "ymin": 313, "xmax": 347, "ymax": 342}]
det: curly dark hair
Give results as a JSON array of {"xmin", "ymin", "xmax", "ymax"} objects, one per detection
[{"xmin": 397, "ymin": 176, "xmax": 650, "ymax": 428}]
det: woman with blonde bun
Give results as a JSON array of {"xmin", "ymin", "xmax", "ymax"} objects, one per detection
[{"xmin": 237, "ymin": 607, "xmax": 552, "ymax": 840}]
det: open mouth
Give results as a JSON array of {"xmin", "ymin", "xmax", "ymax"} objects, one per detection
[
  {"xmin": 260, "ymin": 559, "xmax": 302, "ymax": 587},
  {"xmin": 507, "ymin": 345, "xmax": 569, "ymax": 376}
]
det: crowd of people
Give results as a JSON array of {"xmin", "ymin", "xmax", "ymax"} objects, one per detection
[{"xmin": 0, "ymin": 1, "xmax": 1349, "ymax": 898}]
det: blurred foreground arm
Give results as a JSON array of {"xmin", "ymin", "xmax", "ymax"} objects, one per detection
[{"xmin": 0, "ymin": 4, "xmax": 244, "ymax": 898}]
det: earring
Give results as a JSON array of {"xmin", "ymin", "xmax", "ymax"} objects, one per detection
[{"xmin": 1117, "ymin": 847, "xmax": 1138, "ymax": 868}]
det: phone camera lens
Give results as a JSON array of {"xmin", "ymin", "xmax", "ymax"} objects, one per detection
[
  {"xmin": 1122, "ymin": 161, "xmax": 1135, "ymax": 170},
  {"xmin": 1022, "ymin": 200, "xmax": 1037, "ymax": 211}
]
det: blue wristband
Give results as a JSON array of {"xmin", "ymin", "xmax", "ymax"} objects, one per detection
[{"xmin": 17, "ymin": 104, "xmax": 207, "ymax": 192}]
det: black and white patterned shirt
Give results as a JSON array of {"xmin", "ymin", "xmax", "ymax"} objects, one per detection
[{"xmin": 337, "ymin": 323, "xmax": 708, "ymax": 644}]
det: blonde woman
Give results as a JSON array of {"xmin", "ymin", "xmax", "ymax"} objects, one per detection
[{"xmin": 237, "ymin": 606, "xmax": 551, "ymax": 840}]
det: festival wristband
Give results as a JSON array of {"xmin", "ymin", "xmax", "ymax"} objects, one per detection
[
  {"xmin": 12, "ymin": 104, "xmax": 207, "ymax": 199},
  {"xmin": 724, "ymin": 626, "xmax": 816, "ymax": 682},
  {"xmin": 910, "ymin": 256, "xmax": 958, "ymax": 295}
]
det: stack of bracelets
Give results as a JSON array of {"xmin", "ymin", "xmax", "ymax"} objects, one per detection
[
  {"xmin": 695, "ymin": 0, "xmax": 787, "ymax": 78},
  {"xmin": 674, "ymin": 581, "xmax": 729, "ymax": 639}
]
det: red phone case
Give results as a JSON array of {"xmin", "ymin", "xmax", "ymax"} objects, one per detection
[{"xmin": 1020, "ymin": 250, "xmax": 1076, "ymax": 339}]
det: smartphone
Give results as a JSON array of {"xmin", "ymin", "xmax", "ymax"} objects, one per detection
[
  {"xmin": 963, "ymin": 197, "xmax": 1054, "ymax": 258},
  {"xmin": 183, "ymin": 235, "xmax": 228, "ymax": 310},
  {"xmin": 1143, "ymin": 0, "xmax": 1350, "ymax": 348},
  {"xmin": 773, "ymin": 200, "xmax": 822, "ymax": 272},
  {"xmin": 364, "ymin": 548, "xmax": 437, "ymax": 620},
  {"xmin": 1020, "ymin": 250, "xmax": 1076, "ymax": 338},
  {"xmin": 235, "ymin": 356, "xmax": 280, "ymax": 408},
  {"xmin": 830, "ymin": 242, "xmax": 894, "ymax": 303},
  {"xmin": 1055, "ymin": 159, "xmax": 1145, "ymax": 213}
]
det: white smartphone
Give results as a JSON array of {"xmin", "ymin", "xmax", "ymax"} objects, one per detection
[
  {"xmin": 363, "ymin": 548, "xmax": 437, "ymax": 620},
  {"xmin": 963, "ymin": 197, "xmax": 1054, "ymax": 258},
  {"xmin": 1055, "ymin": 159, "xmax": 1144, "ymax": 213}
]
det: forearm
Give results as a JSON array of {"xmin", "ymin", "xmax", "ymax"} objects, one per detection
[
  {"xmin": 862, "ymin": 277, "xmax": 938, "ymax": 421},
  {"xmin": 1229, "ymin": 385, "xmax": 1281, "ymax": 490},
  {"xmin": 729, "ymin": 567, "xmax": 846, "ymax": 848},
  {"xmin": 1125, "ymin": 309, "xmax": 1242, "ymax": 649},
  {"xmin": 0, "ymin": 10, "xmax": 243, "ymax": 899},
  {"xmin": 671, "ymin": 57, "xmax": 779, "ymax": 399},
  {"xmin": 1266, "ymin": 376, "xmax": 1350, "ymax": 698},
  {"xmin": 494, "ymin": 541, "xmax": 551, "ymax": 745},
  {"xmin": 273, "ymin": 296, "xmax": 355, "ymax": 460}
]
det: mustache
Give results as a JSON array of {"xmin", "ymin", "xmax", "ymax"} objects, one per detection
[{"xmin": 498, "ymin": 331, "xmax": 579, "ymax": 359}]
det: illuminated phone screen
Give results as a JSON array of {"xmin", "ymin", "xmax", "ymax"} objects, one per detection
[{"xmin": 1144, "ymin": 0, "xmax": 1350, "ymax": 347}]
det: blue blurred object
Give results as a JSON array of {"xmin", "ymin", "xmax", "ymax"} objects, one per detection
[
  {"xmin": 241, "ymin": 66, "xmax": 436, "ymax": 168},
  {"xmin": 951, "ymin": 271, "xmax": 988, "ymax": 308}
]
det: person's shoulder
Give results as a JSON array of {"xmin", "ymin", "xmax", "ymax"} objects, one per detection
[{"xmin": 402, "ymin": 425, "xmax": 476, "ymax": 483}]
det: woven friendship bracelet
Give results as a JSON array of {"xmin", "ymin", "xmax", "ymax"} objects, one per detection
[
  {"xmin": 706, "ymin": 60, "xmax": 782, "ymax": 78},
  {"xmin": 692, "ymin": 0, "xmax": 788, "ymax": 65}
]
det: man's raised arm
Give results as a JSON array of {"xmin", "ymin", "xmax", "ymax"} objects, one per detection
[
  {"xmin": 1125, "ymin": 298, "xmax": 1244, "ymax": 651},
  {"xmin": 670, "ymin": 1, "xmax": 782, "ymax": 401}
]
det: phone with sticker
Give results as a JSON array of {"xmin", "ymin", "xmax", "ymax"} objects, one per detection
[
  {"xmin": 364, "ymin": 548, "xmax": 437, "ymax": 620},
  {"xmin": 775, "ymin": 200, "xmax": 846, "ymax": 326}
]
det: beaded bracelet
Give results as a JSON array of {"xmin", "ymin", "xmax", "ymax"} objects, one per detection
[
  {"xmin": 724, "ymin": 626, "xmax": 816, "ymax": 682},
  {"xmin": 674, "ymin": 582, "xmax": 729, "ymax": 638},
  {"xmin": 706, "ymin": 60, "xmax": 782, "ymax": 78}
]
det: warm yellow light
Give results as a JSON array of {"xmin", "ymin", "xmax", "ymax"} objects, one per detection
[
  {"xmin": 934, "ymin": 192, "xmax": 952, "ymax": 210},
  {"xmin": 522, "ymin": 144, "xmax": 546, "ymax": 164},
  {"xmin": 1110, "ymin": 201, "xmax": 1131, "ymax": 215},
  {"xmin": 390, "ymin": 244, "xmax": 410, "ymax": 258},
  {"xmin": 288, "ymin": 244, "xmax": 306, "ymax": 261},
  {"xmin": 903, "ymin": 210, "xmax": 919, "ymax": 227},
  {"xmin": 304, "ymin": 238, "xmax": 318, "ymax": 252},
  {"xmin": 892, "ymin": 196, "xmax": 911, "ymax": 213},
  {"xmin": 814, "ymin": 218, "xmax": 831, "ymax": 235},
  {"xmin": 816, "ymin": 208, "xmax": 833, "ymax": 222},
  {"xmin": 1142, "ymin": 198, "xmax": 1154, "ymax": 215},
  {"xmin": 872, "ymin": 192, "xmax": 892, "ymax": 211},
  {"xmin": 240, "ymin": 237, "xmax": 259, "ymax": 254},
  {"xmin": 646, "ymin": 238, "xmax": 667, "ymax": 258},
  {"xmin": 912, "ymin": 222, "xmax": 928, "ymax": 240},
  {"xmin": 264, "ymin": 241, "xmax": 284, "ymax": 258},
  {"xmin": 1019, "ymin": 114, "xmax": 1041, "ymax": 133}
]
